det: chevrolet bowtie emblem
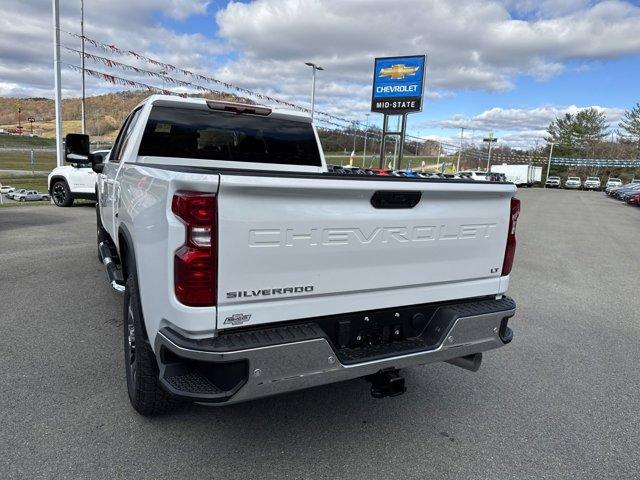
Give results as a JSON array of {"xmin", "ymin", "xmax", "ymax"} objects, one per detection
[{"xmin": 379, "ymin": 64, "xmax": 419, "ymax": 80}]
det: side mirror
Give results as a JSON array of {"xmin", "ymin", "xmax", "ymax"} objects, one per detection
[
  {"xmin": 65, "ymin": 133, "xmax": 91, "ymax": 165},
  {"xmin": 91, "ymin": 153, "xmax": 104, "ymax": 174}
]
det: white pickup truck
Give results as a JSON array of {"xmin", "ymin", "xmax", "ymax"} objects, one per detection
[{"xmin": 65, "ymin": 95, "xmax": 519, "ymax": 416}]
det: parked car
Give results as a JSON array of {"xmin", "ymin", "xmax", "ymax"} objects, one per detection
[
  {"xmin": 545, "ymin": 176, "xmax": 561, "ymax": 188},
  {"xmin": 0, "ymin": 185, "xmax": 15, "ymax": 194},
  {"xmin": 618, "ymin": 184, "xmax": 640, "ymax": 202},
  {"xmin": 583, "ymin": 177, "xmax": 601, "ymax": 191},
  {"xmin": 626, "ymin": 192, "xmax": 640, "ymax": 205},
  {"xmin": 7, "ymin": 188, "xmax": 27, "ymax": 199},
  {"xmin": 611, "ymin": 182, "xmax": 640, "ymax": 200},
  {"xmin": 564, "ymin": 177, "xmax": 582, "ymax": 189},
  {"xmin": 13, "ymin": 190, "xmax": 50, "ymax": 202},
  {"xmin": 605, "ymin": 178, "xmax": 623, "ymax": 190}
]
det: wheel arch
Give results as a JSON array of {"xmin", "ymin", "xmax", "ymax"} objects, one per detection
[
  {"xmin": 117, "ymin": 224, "xmax": 138, "ymax": 284},
  {"xmin": 48, "ymin": 175, "xmax": 69, "ymax": 194},
  {"xmin": 118, "ymin": 224, "xmax": 149, "ymax": 341}
]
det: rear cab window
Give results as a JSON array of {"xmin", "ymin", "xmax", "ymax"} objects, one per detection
[{"xmin": 137, "ymin": 105, "xmax": 323, "ymax": 171}]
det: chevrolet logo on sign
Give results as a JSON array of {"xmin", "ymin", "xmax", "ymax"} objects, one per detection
[
  {"xmin": 379, "ymin": 64, "xmax": 420, "ymax": 80},
  {"xmin": 371, "ymin": 55, "xmax": 426, "ymax": 114}
]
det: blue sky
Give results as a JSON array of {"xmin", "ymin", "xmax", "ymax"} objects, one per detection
[{"xmin": 2, "ymin": 0, "xmax": 640, "ymax": 146}]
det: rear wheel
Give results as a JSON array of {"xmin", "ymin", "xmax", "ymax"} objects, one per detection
[
  {"xmin": 52, "ymin": 180, "xmax": 74, "ymax": 207},
  {"xmin": 123, "ymin": 273, "xmax": 179, "ymax": 416}
]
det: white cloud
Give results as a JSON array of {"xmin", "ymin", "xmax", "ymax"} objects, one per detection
[
  {"xmin": 429, "ymin": 104, "xmax": 625, "ymax": 146},
  {"xmin": 3, "ymin": 0, "xmax": 640, "ymax": 106},
  {"xmin": 438, "ymin": 105, "xmax": 624, "ymax": 131},
  {"xmin": 1, "ymin": 0, "xmax": 639, "ymax": 147},
  {"xmin": 215, "ymin": 0, "xmax": 640, "ymax": 100},
  {"xmin": 0, "ymin": 0, "xmax": 221, "ymax": 98}
]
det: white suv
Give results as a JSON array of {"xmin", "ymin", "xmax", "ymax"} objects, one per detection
[
  {"xmin": 564, "ymin": 177, "xmax": 582, "ymax": 190},
  {"xmin": 583, "ymin": 177, "xmax": 601, "ymax": 191},
  {"xmin": 48, "ymin": 150, "xmax": 110, "ymax": 206}
]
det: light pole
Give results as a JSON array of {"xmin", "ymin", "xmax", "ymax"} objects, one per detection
[
  {"xmin": 52, "ymin": 0, "xmax": 63, "ymax": 167},
  {"xmin": 304, "ymin": 62, "xmax": 323, "ymax": 121},
  {"xmin": 80, "ymin": 0, "xmax": 86, "ymax": 134}
]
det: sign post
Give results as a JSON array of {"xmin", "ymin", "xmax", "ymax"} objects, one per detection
[{"xmin": 371, "ymin": 55, "xmax": 426, "ymax": 169}]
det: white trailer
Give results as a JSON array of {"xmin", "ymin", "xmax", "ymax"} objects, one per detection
[
  {"xmin": 532, "ymin": 166, "xmax": 542, "ymax": 183},
  {"xmin": 491, "ymin": 164, "xmax": 535, "ymax": 186}
]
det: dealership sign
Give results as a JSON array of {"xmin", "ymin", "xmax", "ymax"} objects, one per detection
[{"xmin": 371, "ymin": 55, "xmax": 426, "ymax": 114}]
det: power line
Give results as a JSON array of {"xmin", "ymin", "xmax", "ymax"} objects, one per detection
[{"xmin": 60, "ymin": 29, "xmax": 363, "ymax": 128}]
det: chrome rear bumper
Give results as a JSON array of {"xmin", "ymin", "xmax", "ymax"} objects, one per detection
[{"xmin": 154, "ymin": 297, "xmax": 516, "ymax": 405}]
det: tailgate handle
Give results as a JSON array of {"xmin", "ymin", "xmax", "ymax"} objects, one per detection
[{"xmin": 371, "ymin": 191, "xmax": 421, "ymax": 209}]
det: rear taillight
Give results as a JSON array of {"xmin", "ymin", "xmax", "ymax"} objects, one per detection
[
  {"xmin": 172, "ymin": 191, "xmax": 217, "ymax": 306},
  {"xmin": 501, "ymin": 197, "xmax": 520, "ymax": 276}
]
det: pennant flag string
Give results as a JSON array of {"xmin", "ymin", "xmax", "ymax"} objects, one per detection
[
  {"xmin": 60, "ymin": 29, "xmax": 368, "ymax": 128},
  {"xmin": 62, "ymin": 46, "xmax": 231, "ymax": 98}
]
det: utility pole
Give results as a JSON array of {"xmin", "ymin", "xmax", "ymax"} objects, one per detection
[
  {"xmin": 304, "ymin": 62, "xmax": 323, "ymax": 121},
  {"xmin": 52, "ymin": 0, "xmax": 63, "ymax": 167},
  {"xmin": 362, "ymin": 113, "xmax": 370, "ymax": 166},
  {"xmin": 530, "ymin": 139, "xmax": 539, "ymax": 167},
  {"xmin": 352, "ymin": 121, "xmax": 357, "ymax": 153},
  {"xmin": 483, "ymin": 133, "xmax": 497, "ymax": 171},
  {"xmin": 80, "ymin": 0, "xmax": 86, "ymax": 134},
  {"xmin": 160, "ymin": 70, "xmax": 167, "ymax": 91},
  {"xmin": 544, "ymin": 142, "xmax": 554, "ymax": 188},
  {"xmin": 456, "ymin": 126, "xmax": 465, "ymax": 172}
]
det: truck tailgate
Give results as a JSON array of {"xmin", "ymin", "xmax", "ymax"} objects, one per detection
[{"xmin": 216, "ymin": 174, "xmax": 516, "ymax": 330}]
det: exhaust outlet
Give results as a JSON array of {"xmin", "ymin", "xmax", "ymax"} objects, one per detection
[{"xmin": 445, "ymin": 353, "xmax": 482, "ymax": 372}]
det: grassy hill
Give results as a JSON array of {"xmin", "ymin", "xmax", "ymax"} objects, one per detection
[
  {"xmin": 0, "ymin": 91, "xmax": 151, "ymax": 142},
  {"xmin": 0, "ymin": 90, "xmax": 244, "ymax": 142}
]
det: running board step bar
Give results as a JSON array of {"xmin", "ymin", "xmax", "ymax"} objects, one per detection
[{"xmin": 98, "ymin": 241, "xmax": 125, "ymax": 292}]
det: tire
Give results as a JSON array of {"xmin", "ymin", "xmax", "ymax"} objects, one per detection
[
  {"xmin": 19, "ymin": 197, "xmax": 25, "ymax": 202},
  {"xmin": 51, "ymin": 180, "xmax": 74, "ymax": 207},
  {"xmin": 123, "ymin": 273, "xmax": 179, "ymax": 416}
]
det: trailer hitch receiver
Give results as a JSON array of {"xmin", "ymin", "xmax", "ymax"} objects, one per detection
[{"xmin": 367, "ymin": 368, "xmax": 406, "ymax": 398}]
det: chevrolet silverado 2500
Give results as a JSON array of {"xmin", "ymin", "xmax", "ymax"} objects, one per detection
[{"xmin": 65, "ymin": 95, "xmax": 519, "ymax": 416}]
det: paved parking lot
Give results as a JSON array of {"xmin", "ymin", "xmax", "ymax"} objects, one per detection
[{"xmin": 1, "ymin": 189, "xmax": 639, "ymax": 479}]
